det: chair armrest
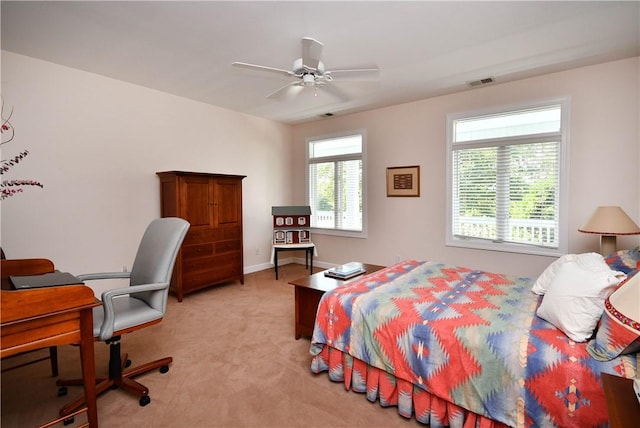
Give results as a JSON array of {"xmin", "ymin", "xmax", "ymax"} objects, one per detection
[
  {"xmin": 76, "ymin": 272, "xmax": 131, "ymax": 281},
  {"xmin": 0, "ymin": 259, "xmax": 55, "ymax": 279},
  {"xmin": 100, "ymin": 282, "xmax": 167, "ymax": 300},
  {"xmin": 98, "ymin": 282, "xmax": 168, "ymax": 340}
]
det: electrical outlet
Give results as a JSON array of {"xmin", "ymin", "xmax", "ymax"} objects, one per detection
[
  {"xmin": 395, "ymin": 255, "xmax": 401, "ymax": 263},
  {"xmin": 255, "ymin": 248, "xmax": 260, "ymax": 256},
  {"xmin": 122, "ymin": 265, "xmax": 128, "ymax": 272}
]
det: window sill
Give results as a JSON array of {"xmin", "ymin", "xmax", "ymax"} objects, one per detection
[
  {"xmin": 446, "ymin": 237, "xmax": 565, "ymax": 257},
  {"xmin": 311, "ymin": 227, "xmax": 367, "ymax": 239}
]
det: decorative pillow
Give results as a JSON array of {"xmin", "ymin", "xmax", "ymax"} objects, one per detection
[
  {"xmin": 531, "ymin": 254, "xmax": 576, "ymax": 295},
  {"xmin": 587, "ymin": 275, "xmax": 640, "ymax": 360},
  {"xmin": 605, "ymin": 246, "xmax": 640, "ymax": 276},
  {"xmin": 532, "ymin": 252, "xmax": 604, "ymax": 295},
  {"xmin": 536, "ymin": 259, "xmax": 626, "ymax": 342}
]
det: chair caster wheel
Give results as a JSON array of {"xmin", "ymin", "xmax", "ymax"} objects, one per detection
[
  {"xmin": 58, "ymin": 386, "xmax": 68, "ymax": 397},
  {"xmin": 125, "ymin": 359, "xmax": 132, "ymax": 368},
  {"xmin": 63, "ymin": 417, "xmax": 74, "ymax": 425},
  {"xmin": 160, "ymin": 365, "xmax": 169, "ymax": 374},
  {"xmin": 140, "ymin": 395, "xmax": 151, "ymax": 406}
]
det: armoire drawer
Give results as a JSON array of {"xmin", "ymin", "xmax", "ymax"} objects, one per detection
[
  {"xmin": 182, "ymin": 258, "xmax": 242, "ymax": 291},
  {"xmin": 183, "ymin": 229, "xmax": 223, "ymax": 246},
  {"xmin": 222, "ymin": 226, "xmax": 242, "ymax": 240},
  {"xmin": 215, "ymin": 239, "xmax": 241, "ymax": 254},
  {"xmin": 182, "ymin": 252, "xmax": 239, "ymax": 272},
  {"xmin": 181, "ymin": 243, "xmax": 214, "ymax": 259}
]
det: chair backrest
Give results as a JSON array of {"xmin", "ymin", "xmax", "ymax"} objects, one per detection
[{"xmin": 129, "ymin": 217, "xmax": 190, "ymax": 311}]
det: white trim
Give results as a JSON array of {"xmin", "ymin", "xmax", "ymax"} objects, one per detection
[
  {"xmin": 446, "ymin": 98, "xmax": 570, "ymax": 256},
  {"xmin": 305, "ymin": 129, "xmax": 368, "ymax": 239}
]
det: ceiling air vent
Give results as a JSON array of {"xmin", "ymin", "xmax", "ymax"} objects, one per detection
[{"xmin": 467, "ymin": 77, "xmax": 495, "ymax": 87}]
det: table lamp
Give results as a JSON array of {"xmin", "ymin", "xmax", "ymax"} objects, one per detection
[{"xmin": 578, "ymin": 206, "xmax": 640, "ymax": 256}]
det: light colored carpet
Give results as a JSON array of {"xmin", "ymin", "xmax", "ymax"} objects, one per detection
[{"xmin": 1, "ymin": 264, "xmax": 417, "ymax": 427}]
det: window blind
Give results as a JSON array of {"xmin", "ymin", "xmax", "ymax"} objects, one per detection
[
  {"xmin": 450, "ymin": 105, "xmax": 562, "ymax": 249},
  {"xmin": 308, "ymin": 134, "xmax": 363, "ymax": 232}
]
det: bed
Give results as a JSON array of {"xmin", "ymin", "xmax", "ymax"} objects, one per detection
[{"xmin": 310, "ymin": 248, "xmax": 640, "ymax": 427}]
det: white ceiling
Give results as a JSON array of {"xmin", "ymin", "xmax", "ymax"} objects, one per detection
[{"xmin": 2, "ymin": 1, "xmax": 639, "ymax": 124}]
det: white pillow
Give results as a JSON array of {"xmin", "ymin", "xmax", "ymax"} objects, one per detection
[
  {"xmin": 536, "ymin": 259, "xmax": 625, "ymax": 342},
  {"xmin": 573, "ymin": 252, "xmax": 615, "ymax": 273},
  {"xmin": 531, "ymin": 254, "xmax": 577, "ymax": 295},
  {"xmin": 531, "ymin": 252, "xmax": 612, "ymax": 295}
]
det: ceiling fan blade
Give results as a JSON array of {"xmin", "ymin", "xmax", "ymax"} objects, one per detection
[
  {"xmin": 267, "ymin": 82, "xmax": 304, "ymax": 100},
  {"xmin": 301, "ymin": 37, "xmax": 323, "ymax": 70},
  {"xmin": 234, "ymin": 38, "xmax": 377, "ymax": 103},
  {"xmin": 326, "ymin": 68, "xmax": 380, "ymax": 81},
  {"xmin": 318, "ymin": 83, "xmax": 350, "ymax": 102},
  {"xmin": 232, "ymin": 62, "xmax": 294, "ymax": 77}
]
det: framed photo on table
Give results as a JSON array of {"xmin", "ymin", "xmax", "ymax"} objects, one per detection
[{"xmin": 386, "ymin": 165, "xmax": 420, "ymax": 197}]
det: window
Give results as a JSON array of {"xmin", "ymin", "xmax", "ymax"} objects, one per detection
[
  {"xmin": 307, "ymin": 131, "xmax": 366, "ymax": 237},
  {"xmin": 446, "ymin": 100, "xmax": 568, "ymax": 255}
]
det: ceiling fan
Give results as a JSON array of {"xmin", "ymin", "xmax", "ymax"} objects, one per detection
[{"xmin": 232, "ymin": 37, "xmax": 379, "ymax": 100}]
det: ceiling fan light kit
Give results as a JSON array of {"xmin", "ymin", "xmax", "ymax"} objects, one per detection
[
  {"xmin": 302, "ymin": 73, "xmax": 316, "ymax": 86},
  {"xmin": 232, "ymin": 37, "xmax": 379, "ymax": 101}
]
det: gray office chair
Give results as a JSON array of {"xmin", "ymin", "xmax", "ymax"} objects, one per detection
[{"xmin": 57, "ymin": 217, "xmax": 189, "ymax": 418}]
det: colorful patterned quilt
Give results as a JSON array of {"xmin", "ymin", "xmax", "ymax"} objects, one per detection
[{"xmin": 310, "ymin": 260, "xmax": 638, "ymax": 427}]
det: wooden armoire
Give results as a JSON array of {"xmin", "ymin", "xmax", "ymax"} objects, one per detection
[{"xmin": 156, "ymin": 171, "xmax": 245, "ymax": 301}]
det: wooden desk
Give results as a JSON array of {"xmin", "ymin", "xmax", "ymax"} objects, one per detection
[
  {"xmin": 1, "ymin": 258, "xmax": 59, "ymax": 376},
  {"xmin": 289, "ymin": 263, "xmax": 385, "ymax": 339},
  {"xmin": 1, "ymin": 285, "xmax": 99, "ymax": 427}
]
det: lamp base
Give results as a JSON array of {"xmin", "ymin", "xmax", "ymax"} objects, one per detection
[{"xmin": 599, "ymin": 235, "xmax": 617, "ymax": 257}]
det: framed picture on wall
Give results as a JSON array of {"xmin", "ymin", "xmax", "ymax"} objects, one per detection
[{"xmin": 386, "ymin": 165, "xmax": 420, "ymax": 197}]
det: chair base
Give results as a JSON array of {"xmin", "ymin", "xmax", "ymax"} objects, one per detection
[{"xmin": 57, "ymin": 339, "xmax": 172, "ymax": 417}]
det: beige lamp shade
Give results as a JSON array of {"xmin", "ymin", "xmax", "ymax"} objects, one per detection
[
  {"xmin": 579, "ymin": 206, "xmax": 640, "ymax": 235},
  {"xmin": 578, "ymin": 206, "xmax": 640, "ymax": 256}
]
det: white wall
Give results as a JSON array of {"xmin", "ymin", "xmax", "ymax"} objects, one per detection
[
  {"xmin": 291, "ymin": 57, "xmax": 640, "ymax": 278},
  {"xmin": 1, "ymin": 51, "xmax": 293, "ymax": 293},
  {"xmin": 2, "ymin": 52, "xmax": 638, "ymax": 284}
]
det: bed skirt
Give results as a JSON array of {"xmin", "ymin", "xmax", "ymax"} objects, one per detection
[{"xmin": 311, "ymin": 345, "xmax": 509, "ymax": 428}]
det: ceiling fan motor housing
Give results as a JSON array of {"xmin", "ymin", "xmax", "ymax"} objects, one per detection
[{"xmin": 293, "ymin": 58, "xmax": 325, "ymax": 76}]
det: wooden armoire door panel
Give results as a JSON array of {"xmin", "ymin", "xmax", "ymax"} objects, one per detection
[
  {"xmin": 181, "ymin": 176, "xmax": 213, "ymax": 229},
  {"xmin": 214, "ymin": 179, "xmax": 242, "ymax": 226}
]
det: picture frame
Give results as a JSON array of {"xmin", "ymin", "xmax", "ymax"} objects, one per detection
[{"xmin": 386, "ymin": 165, "xmax": 420, "ymax": 197}]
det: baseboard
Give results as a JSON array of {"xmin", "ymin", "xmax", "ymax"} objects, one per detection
[
  {"xmin": 244, "ymin": 262, "xmax": 274, "ymax": 274},
  {"xmin": 244, "ymin": 257, "xmax": 333, "ymax": 275}
]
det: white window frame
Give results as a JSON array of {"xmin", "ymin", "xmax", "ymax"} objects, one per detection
[
  {"xmin": 445, "ymin": 98, "xmax": 570, "ymax": 256},
  {"xmin": 306, "ymin": 129, "xmax": 367, "ymax": 239}
]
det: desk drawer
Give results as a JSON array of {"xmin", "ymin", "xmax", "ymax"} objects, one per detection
[{"xmin": 1, "ymin": 312, "xmax": 81, "ymax": 357}]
